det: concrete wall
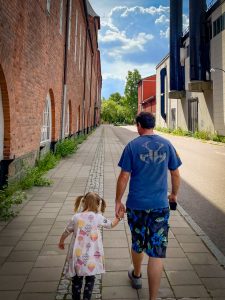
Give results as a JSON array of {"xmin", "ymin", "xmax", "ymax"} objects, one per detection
[{"xmin": 210, "ymin": 2, "xmax": 225, "ymax": 135}]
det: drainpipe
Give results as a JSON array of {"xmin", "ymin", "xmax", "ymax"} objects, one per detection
[
  {"xmin": 88, "ymin": 54, "xmax": 93, "ymax": 133},
  {"xmin": 60, "ymin": 0, "xmax": 70, "ymax": 139},
  {"xmin": 82, "ymin": 28, "xmax": 88, "ymax": 134},
  {"xmin": 170, "ymin": 0, "xmax": 183, "ymax": 91},
  {"xmin": 160, "ymin": 68, "xmax": 167, "ymax": 121},
  {"xmin": 189, "ymin": 0, "xmax": 207, "ymax": 81}
]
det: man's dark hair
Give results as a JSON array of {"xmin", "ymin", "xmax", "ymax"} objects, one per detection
[{"xmin": 136, "ymin": 112, "xmax": 155, "ymax": 129}]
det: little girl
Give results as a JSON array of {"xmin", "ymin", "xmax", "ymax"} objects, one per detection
[{"xmin": 58, "ymin": 192, "xmax": 124, "ymax": 300}]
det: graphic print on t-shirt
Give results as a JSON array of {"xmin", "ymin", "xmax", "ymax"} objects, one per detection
[{"xmin": 140, "ymin": 141, "xmax": 167, "ymax": 164}]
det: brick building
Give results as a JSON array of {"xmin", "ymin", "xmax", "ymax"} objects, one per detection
[
  {"xmin": 0, "ymin": 0, "xmax": 102, "ymax": 186},
  {"xmin": 138, "ymin": 75, "xmax": 156, "ymax": 114}
]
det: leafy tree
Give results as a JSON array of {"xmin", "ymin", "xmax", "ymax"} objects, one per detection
[
  {"xmin": 124, "ymin": 69, "xmax": 141, "ymax": 119},
  {"xmin": 108, "ymin": 92, "xmax": 122, "ymax": 103}
]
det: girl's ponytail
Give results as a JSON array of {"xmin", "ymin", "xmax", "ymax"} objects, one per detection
[
  {"xmin": 100, "ymin": 198, "xmax": 106, "ymax": 213},
  {"xmin": 74, "ymin": 195, "xmax": 83, "ymax": 212}
]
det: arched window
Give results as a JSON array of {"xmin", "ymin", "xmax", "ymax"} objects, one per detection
[
  {"xmin": 41, "ymin": 93, "xmax": 52, "ymax": 144},
  {"xmin": 65, "ymin": 102, "xmax": 70, "ymax": 137},
  {"xmin": 0, "ymin": 87, "xmax": 4, "ymax": 160}
]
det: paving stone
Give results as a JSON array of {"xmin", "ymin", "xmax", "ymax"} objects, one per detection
[
  {"xmin": 0, "ymin": 275, "xmax": 27, "ymax": 290},
  {"xmin": 32, "ymin": 218, "xmax": 55, "ymax": 225},
  {"xmin": 104, "ymin": 248, "xmax": 130, "ymax": 259},
  {"xmin": 102, "ymin": 286, "xmax": 138, "ymax": 299},
  {"xmin": 102, "ymin": 271, "xmax": 131, "ymax": 286},
  {"xmin": 0, "ymin": 261, "xmax": 33, "ymax": 275},
  {"xmin": 180, "ymin": 243, "xmax": 209, "ymax": 253},
  {"xmin": 26, "ymin": 225, "xmax": 52, "ymax": 233},
  {"xmin": 22, "ymin": 281, "xmax": 59, "ymax": 292},
  {"xmin": 175, "ymin": 235, "xmax": 202, "ymax": 243},
  {"xmin": 103, "ymin": 238, "xmax": 128, "ymax": 247},
  {"xmin": 201, "ymin": 278, "xmax": 225, "ymax": 289},
  {"xmin": 166, "ymin": 270, "xmax": 202, "ymax": 285},
  {"xmin": 186, "ymin": 253, "xmax": 218, "ymax": 265},
  {"xmin": 28, "ymin": 267, "xmax": 63, "ymax": 281},
  {"xmin": 193, "ymin": 265, "xmax": 225, "ymax": 278},
  {"xmin": 166, "ymin": 247, "xmax": 186, "ymax": 258},
  {"xmin": 0, "ymin": 229, "xmax": 26, "ymax": 237},
  {"xmin": 21, "ymin": 232, "xmax": 48, "ymax": 241},
  {"xmin": 15, "ymin": 240, "xmax": 44, "ymax": 251},
  {"xmin": 7, "ymin": 251, "xmax": 39, "ymax": 262},
  {"xmin": 34, "ymin": 255, "xmax": 66, "ymax": 267},
  {"xmin": 0, "ymin": 246, "xmax": 13, "ymax": 257},
  {"xmin": 0, "ymin": 236, "xmax": 21, "ymax": 246},
  {"xmin": 18, "ymin": 293, "xmax": 56, "ymax": 300},
  {"xmin": 40, "ymin": 244, "xmax": 69, "ymax": 256},
  {"xmin": 164, "ymin": 258, "xmax": 193, "ymax": 271},
  {"xmin": 105, "ymin": 258, "xmax": 131, "ymax": 272},
  {"xmin": 0, "ymin": 291, "xmax": 20, "ymax": 300},
  {"xmin": 173, "ymin": 285, "xmax": 209, "ymax": 298},
  {"xmin": 138, "ymin": 287, "xmax": 175, "ymax": 298}
]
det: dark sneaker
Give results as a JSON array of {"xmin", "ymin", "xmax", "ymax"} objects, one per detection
[{"xmin": 128, "ymin": 267, "xmax": 142, "ymax": 289}]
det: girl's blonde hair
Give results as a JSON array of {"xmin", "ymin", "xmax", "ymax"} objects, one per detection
[{"xmin": 74, "ymin": 192, "xmax": 106, "ymax": 213}]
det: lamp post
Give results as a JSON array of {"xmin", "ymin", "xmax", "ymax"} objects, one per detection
[{"xmin": 210, "ymin": 67, "xmax": 225, "ymax": 74}]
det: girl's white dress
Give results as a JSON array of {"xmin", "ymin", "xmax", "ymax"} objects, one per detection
[{"xmin": 64, "ymin": 211, "xmax": 112, "ymax": 277}]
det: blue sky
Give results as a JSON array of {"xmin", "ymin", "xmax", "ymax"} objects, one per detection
[{"xmin": 89, "ymin": 0, "xmax": 211, "ymax": 99}]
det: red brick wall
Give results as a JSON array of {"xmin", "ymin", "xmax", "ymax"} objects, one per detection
[
  {"xmin": 0, "ymin": 0, "xmax": 101, "ymax": 160},
  {"xmin": 138, "ymin": 75, "xmax": 156, "ymax": 114}
]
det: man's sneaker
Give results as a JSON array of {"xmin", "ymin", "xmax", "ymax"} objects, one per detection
[{"xmin": 128, "ymin": 267, "xmax": 142, "ymax": 289}]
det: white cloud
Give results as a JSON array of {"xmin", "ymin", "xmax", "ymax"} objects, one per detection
[
  {"xmin": 160, "ymin": 27, "xmax": 169, "ymax": 39},
  {"xmin": 115, "ymin": 5, "xmax": 169, "ymax": 17},
  {"xmin": 102, "ymin": 59, "xmax": 156, "ymax": 82},
  {"xmin": 155, "ymin": 14, "xmax": 169, "ymax": 24},
  {"xmin": 99, "ymin": 30, "xmax": 154, "ymax": 57}
]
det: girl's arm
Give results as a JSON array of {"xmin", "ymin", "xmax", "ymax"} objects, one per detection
[
  {"xmin": 111, "ymin": 216, "xmax": 121, "ymax": 228},
  {"xmin": 111, "ymin": 208, "xmax": 124, "ymax": 228},
  {"xmin": 58, "ymin": 230, "xmax": 71, "ymax": 250}
]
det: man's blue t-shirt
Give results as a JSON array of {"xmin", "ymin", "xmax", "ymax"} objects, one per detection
[{"xmin": 118, "ymin": 134, "xmax": 182, "ymax": 210}]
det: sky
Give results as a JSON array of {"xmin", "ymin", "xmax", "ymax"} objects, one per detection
[{"xmin": 89, "ymin": 0, "xmax": 211, "ymax": 99}]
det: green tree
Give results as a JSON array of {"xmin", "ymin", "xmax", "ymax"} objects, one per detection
[
  {"xmin": 124, "ymin": 69, "xmax": 141, "ymax": 119},
  {"xmin": 108, "ymin": 92, "xmax": 122, "ymax": 104}
]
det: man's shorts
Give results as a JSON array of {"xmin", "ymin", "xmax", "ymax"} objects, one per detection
[{"xmin": 127, "ymin": 207, "xmax": 170, "ymax": 258}]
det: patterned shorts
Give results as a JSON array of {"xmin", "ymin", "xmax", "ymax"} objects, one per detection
[{"xmin": 127, "ymin": 207, "xmax": 170, "ymax": 258}]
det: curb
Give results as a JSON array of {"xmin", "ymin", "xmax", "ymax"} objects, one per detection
[{"xmin": 177, "ymin": 203, "xmax": 225, "ymax": 267}]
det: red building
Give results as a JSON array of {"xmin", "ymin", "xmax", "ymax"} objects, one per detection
[
  {"xmin": 138, "ymin": 75, "xmax": 156, "ymax": 114},
  {"xmin": 0, "ymin": 0, "xmax": 102, "ymax": 186}
]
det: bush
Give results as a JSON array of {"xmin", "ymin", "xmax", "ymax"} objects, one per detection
[{"xmin": 0, "ymin": 133, "xmax": 91, "ymax": 220}]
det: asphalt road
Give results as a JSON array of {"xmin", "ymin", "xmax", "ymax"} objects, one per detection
[{"xmin": 111, "ymin": 125, "xmax": 225, "ymax": 256}]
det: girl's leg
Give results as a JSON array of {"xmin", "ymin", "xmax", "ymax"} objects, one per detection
[
  {"xmin": 83, "ymin": 275, "xmax": 95, "ymax": 300},
  {"xmin": 72, "ymin": 275, "xmax": 83, "ymax": 300}
]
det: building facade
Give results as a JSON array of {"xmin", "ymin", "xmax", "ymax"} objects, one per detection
[
  {"xmin": 0, "ymin": 0, "xmax": 102, "ymax": 186},
  {"xmin": 138, "ymin": 75, "xmax": 156, "ymax": 115},
  {"xmin": 156, "ymin": 0, "xmax": 225, "ymax": 136}
]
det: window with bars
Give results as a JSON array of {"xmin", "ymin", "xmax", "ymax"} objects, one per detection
[
  {"xmin": 213, "ymin": 12, "xmax": 225, "ymax": 37},
  {"xmin": 65, "ymin": 103, "xmax": 70, "ymax": 136},
  {"xmin": 0, "ymin": 87, "xmax": 4, "ymax": 160},
  {"xmin": 74, "ymin": 9, "xmax": 78, "ymax": 62},
  {"xmin": 41, "ymin": 94, "xmax": 52, "ymax": 144},
  {"xmin": 59, "ymin": 0, "xmax": 63, "ymax": 34},
  {"xmin": 47, "ymin": 0, "xmax": 51, "ymax": 14}
]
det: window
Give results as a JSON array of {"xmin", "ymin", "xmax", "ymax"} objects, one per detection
[
  {"xmin": 74, "ymin": 10, "xmax": 78, "ymax": 62},
  {"xmin": 79, "ymin": 26, "xmax": 82, "ymax": 71},
  {"xmin": 41, "ymin": 94, "xmax": 51, "ymax": 144},
  {"xmin": 59, "ymin": 0, "xmax": 63, "ymax": 34},
  {"xmin": 47, "ymin": 0, "xmax": 51, "ymax": 14},
  {"xmin": 0, "ymin": 87, "xmax": 4, "ymax": 160},
  {"xmin": 213, "ymin": 13, "xmax": 225, "ymax": 37},
  {"xmin": 68, "ymin": 0, "xmax": 72, "ymax": 50},
  {"xmin": 65, "ymin": 103, "xmax": 70, "ymax": 136},
  {"xmin": 82, "ymin": 37, "xmax": 85, "ymax": 77}
]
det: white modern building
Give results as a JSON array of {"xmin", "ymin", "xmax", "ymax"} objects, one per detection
[{"xmin": 156, "ymin": 0, "xmax": 225, "ymax": 136}]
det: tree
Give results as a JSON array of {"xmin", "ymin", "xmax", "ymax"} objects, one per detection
[
  {"xmin": 124, "ymin": 69, "xmax": 141, "ymax": 119},
  {"xmin": 108, "ymin": 92, "xmax": 122, "ymax": 104}
]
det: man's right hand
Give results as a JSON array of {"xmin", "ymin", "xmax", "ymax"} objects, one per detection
[{"xmin": 115, "ymin": 201, "xmax": 125, "ymax": 218}]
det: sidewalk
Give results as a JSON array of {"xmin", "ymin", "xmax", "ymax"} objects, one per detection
[{"xmin": 0, "ymin": 125, "xmax": 225, "ymax": 300}]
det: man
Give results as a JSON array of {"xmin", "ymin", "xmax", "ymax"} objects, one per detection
[{"xmin": 115, "ymin": 112, "xmax": 181, "ymax": 300}]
